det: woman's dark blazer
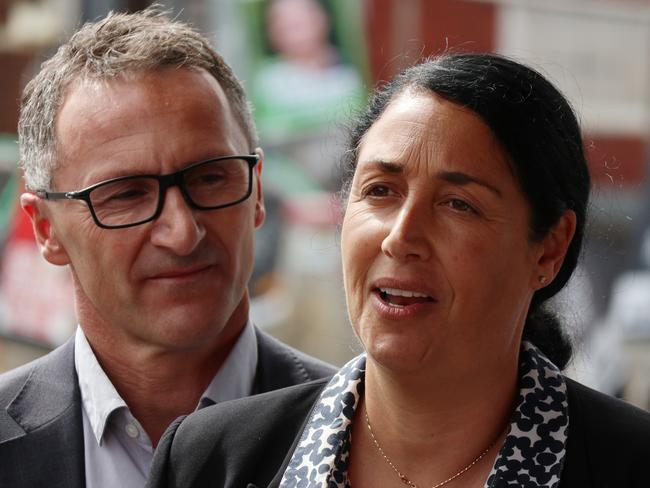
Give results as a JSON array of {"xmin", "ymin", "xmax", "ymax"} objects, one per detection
[{"xmin": 147, "ymin": 377, "xmax": 650, "ymax": 488}]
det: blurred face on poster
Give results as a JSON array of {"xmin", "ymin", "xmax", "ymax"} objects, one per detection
[{"xmin": 266, "ymin": 0, "xmax": 332, "ymax": 65}]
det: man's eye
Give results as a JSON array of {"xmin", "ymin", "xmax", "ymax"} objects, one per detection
[
  {"xmin": 108, "ymin": 189, "xmax": 149, "ymax": 201},
  {"xmin": 196, "ymin": 173, "xmax": 225, "ymax": 185}
]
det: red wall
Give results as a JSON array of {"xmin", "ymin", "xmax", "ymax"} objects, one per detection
[
  {"xmin": 366, "ymin": 0, "xmax": 496, "ymax": 81},
  {"xmin": 0, "ymin": 52, "xmax": 35, "ymax": 134},
  {"xmin": 364, "ymin": 0, "xmax": 647, "ymax": 188}
]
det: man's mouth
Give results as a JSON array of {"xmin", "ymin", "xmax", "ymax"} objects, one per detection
[
  {"xmin": 150, "ymin": 264, "xmax": 213, "ymax": 280},
  {"xmin": 376, "ymin": 287, "xmax": 435, "ymax": 308}
]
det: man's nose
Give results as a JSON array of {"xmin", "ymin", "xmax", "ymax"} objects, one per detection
[
  {"xmin": 149, "ymin": 186, "xmax": 206, "ymax": 255},
  {"xmin": 380, "ymin": 201, "xmax": 432, "ymax": 261}
]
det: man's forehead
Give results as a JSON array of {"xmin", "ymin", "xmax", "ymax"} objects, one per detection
[
  {"xmin": 52, "ymin": 67, "xmax": 249, "ymax": 185},
  {"xmin": 60, "ymin": 66, "xmax": 228, "ymax": 112},
  {"xmin": 57, "ymin": 67, "xmax": 241, "ymax": 143}
]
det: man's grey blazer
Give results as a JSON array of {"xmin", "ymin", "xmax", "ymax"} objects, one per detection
[{"xmin": 0, "ymin": 326, "xmax": 335, "ymax": 488}]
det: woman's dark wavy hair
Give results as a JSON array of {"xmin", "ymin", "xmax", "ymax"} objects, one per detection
[{"xmin": 341, "ymin": 53, "xmax": 590, "ymax": 369}]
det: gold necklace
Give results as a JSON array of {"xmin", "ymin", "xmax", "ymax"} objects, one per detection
[{"xmin": 363, "ymin": 407, "xmax": 496, "ymax": 488}]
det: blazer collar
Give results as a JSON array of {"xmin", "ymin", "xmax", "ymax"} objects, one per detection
[
  {"xmin": 2, "ymin": 337, "xmax": 85, "ymax": 488},
  {"xmin": 6, "ymin": 337, "xmax": 79, "ymax": 432},
  {"xmin": 253, "ymin": 326, "xmax": 311, "ymax": 393},
  {"xmin": 247, "ymin": 326, "xmax": 332, "ymax": 488}
]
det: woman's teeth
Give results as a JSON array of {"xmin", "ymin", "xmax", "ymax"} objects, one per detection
[
  {"xmin": 378, "ymin": 287, "xmax": 429, "ymax": 298},
  {"xmin": 378, "ymin": 288, "xmax": 433, "ymax": 307}
]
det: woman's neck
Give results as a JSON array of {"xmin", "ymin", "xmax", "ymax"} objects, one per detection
[{"xmin": 349, "ymin": 354, "xmax": 518, "ymax": 487}]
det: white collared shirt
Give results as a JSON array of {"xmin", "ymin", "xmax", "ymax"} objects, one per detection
[{"xmin": 74, "ymin": 321, "xmax": 258, "ymax": 488}]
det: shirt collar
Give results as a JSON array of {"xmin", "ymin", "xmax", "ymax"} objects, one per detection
[
  {"xmin": 198, "ymin": 319, "xmax": 258, "ymax": 407},
  {"xmin": 74, "ymin": 326, "xmax": 128, "ymax": 445},
  {"xmin": 280, "ymin": 341, "xmax": 569, "ymax": 488},
  {"xmin": 74, "ymin": 320, "xmax": 259, "ymax": 444}
]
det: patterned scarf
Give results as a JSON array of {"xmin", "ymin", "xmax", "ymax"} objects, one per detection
[{"xmin": 280, "ymin": 342, "xmax": 568, "ymax": 488}]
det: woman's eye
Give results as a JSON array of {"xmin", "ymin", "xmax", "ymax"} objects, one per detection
[
  {"xmin": 445, "ymin": 198, "xmax": 476, "ymax": 214},
  {"xmin": 362, "ymin": 185, "xmax": 393, "ymax": 198}
]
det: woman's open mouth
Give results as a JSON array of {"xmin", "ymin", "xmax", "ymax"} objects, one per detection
[{"xmin": 376, "ymin": 287, "xmax": 436, "ymax": 308}]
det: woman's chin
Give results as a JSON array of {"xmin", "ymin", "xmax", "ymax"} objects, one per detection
[{"xmin": 364, "ymin": 335, "xmax": 434, "ymax": 374}]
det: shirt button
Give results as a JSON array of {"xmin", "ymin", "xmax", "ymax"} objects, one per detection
[{"xmin": 125, "ymin": 423, "xmax": 139, "ymax": 439}]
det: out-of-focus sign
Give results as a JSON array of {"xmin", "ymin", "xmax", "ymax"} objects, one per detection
[{"xmin": 496, "ymin": 0, "xmax": 650, "ymax": 135}]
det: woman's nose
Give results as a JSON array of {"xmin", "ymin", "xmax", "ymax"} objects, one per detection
[
  {"xmin": 149, "ymin": 187, "xmax": 206, "ymax": 255},
  {"xmin": 380, "ymin": 203, "xmax": 432, "ymax": 261}
]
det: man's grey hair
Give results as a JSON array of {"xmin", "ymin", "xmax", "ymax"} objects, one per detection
[{"xmin": 18, "ymin": 6, "xmax": 258, "ymax": 191}]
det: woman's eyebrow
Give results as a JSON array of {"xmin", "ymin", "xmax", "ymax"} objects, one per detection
[
  {"xmin": 437, "ymin": 170, "xmax": 502, "ymax": 197},
  {"xmin": 359, "ymin": 160, "xmax": 404, "ymax": 173},
  {"xmin": 358, "ymin": 162, "xmax": 502, "ymax": 197}
]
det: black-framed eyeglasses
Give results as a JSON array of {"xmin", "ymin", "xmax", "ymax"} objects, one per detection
[{"xmin": 36, "ymin": 154, "xmax": 260, "ymax": 229}]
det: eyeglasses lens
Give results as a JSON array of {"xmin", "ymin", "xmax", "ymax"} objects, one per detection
[{"xmin": 88, "ymin": 158, "xmax": 251, "ymax": 227}]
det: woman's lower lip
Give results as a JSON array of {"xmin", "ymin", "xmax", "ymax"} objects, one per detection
[{"xmin": 371, "ymin": 290, "xmax": 435, "ymax": 319}]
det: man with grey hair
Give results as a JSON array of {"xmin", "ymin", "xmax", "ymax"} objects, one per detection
[{"xmin": 0, "ymin": 8, "xmax": 333, "ymax": 488}]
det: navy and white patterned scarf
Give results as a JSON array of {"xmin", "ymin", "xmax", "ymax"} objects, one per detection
[{"xmin": 279, "ymin": 342, "xmax": 568, "ymax": 488}]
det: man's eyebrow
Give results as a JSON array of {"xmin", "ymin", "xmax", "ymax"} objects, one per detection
[{"xmin": 437, "ymin": 171, "xmax": 502, "ymax": 197}]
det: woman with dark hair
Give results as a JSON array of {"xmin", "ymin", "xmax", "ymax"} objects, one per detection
[{"xmin": 148, "ymin": 53, "xmax": 650, "ymax": 488}]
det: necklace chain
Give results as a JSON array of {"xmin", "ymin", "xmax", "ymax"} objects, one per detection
[{"xmin": 363, "ymin": 407, "xmax": 495, "ymax": 488}]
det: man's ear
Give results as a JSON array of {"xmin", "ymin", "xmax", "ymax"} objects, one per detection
[
  {"xmin": 533, "ymin": 210, "xmax": 577, "ymax": 288},
  {"xmin": 253, "ymin": 147, "xmax": 266, "ymax": 229},
  {"xmin": 20, "ymin": 193, "xmax": 70, "ymax": 266}
]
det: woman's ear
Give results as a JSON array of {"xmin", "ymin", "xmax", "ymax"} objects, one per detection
[
  {"xmin": 20, "ymin": 193, "xmax": 71, "ymax": 266},
  {"xmin": 253, "ymin": 147, "xmax": 266, "ymax": 229},
  {"xmin": 533, "ymin": 210, "xmax": 577, "ymax": 288}
]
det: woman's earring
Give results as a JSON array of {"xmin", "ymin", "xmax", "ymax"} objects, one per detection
[{"xmin": 539, "ymin": 276, "xmax": 548, "ymax": 285}]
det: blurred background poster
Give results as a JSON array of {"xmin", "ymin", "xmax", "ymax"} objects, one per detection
[
  {"xmin": 247, "ymin": 0, "xmax": 366, "ymax": 189},
  {"xmin": 1, "ymin": 0, "xmax": 650, "ymax": 410}
]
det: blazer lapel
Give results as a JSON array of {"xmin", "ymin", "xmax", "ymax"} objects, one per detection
[
  {"xmin": 1, "ymin": 339, "xmax": 85, "ymax": 488},
  {"xmin": 252, "ymin": 325, "xmax": 335, "ymax": 488},
  {"xmin": 264, "ymin": 393, "xmax": 324, "ymax": 488}
]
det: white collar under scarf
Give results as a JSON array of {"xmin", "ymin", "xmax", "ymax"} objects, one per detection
[{"xmin": 280, "ymin": 341, "xmax": 569, "ymax": 488}]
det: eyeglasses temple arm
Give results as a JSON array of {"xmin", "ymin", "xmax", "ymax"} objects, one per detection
[{"xmin": 35, "ymin": 190, "xmax": 77, "ymax": 200}]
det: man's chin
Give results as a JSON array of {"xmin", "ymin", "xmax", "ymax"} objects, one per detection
[{"xmin": 139, "ymin": 323, "xmax": 228, "ymax": 353}]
